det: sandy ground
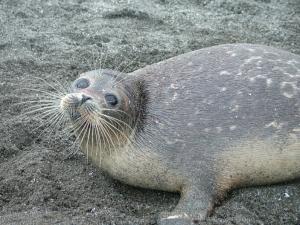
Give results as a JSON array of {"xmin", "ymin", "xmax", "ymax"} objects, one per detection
[{"xmin": 0, "ymin": 0, "xmax": 300, "ymax": 224}]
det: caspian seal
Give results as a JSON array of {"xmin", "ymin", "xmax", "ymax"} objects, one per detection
[{"xmin": 57, "ymin": 44, "xmax": 300, "ymax": 224}]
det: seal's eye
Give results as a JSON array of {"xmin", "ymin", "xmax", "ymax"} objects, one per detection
[
  {"xmin": 76, "ymin": 78, "xmax": 90, "ymax": 89},
  {"xmin": 105, "ymin": 93, "xmax": 118, "ymax": 106}
]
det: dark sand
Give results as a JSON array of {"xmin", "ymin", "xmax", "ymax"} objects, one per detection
[{"xmin": 0, "ymin": 0, "xmax": 299, "ymax": 224}]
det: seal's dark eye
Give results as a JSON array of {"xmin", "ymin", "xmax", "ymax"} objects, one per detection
[
  {"xmin": 76, "ymin": 78, "xmax": 90, "ymax": 89},
  {"xmin": 105, "ymin": 93, "xmax": 118, "ymax": 106}
]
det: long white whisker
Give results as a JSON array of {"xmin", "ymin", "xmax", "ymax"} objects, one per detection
[
  {"xmin": 100, "ymin": 113, "xmax": 133, "ymax": 131},
  {"xmin": 20, "ymin": 87, "xmax": 64, "ymax": 99},
  {"xmin": 22, "ymin": 106, "xmax": 60, "ymax": 116},
  {"xmin": 24, "ymin": 76, "xmax": 67, "ymax": 96},
  {"xmin": 36, "ymin": 112, "xmax": 65, "ymax": 139}
]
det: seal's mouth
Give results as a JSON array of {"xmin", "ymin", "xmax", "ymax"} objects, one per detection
[{"xmin": 60, "ymin": 93, "xmax": 93, "ymax": 121}]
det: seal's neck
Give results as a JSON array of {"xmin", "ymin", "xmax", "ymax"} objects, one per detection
[{"xmin": 122, "ymin": 77, "xmax": 149, "ymax": 135}]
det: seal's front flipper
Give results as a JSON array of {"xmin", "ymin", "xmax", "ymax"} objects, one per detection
[{"xmin": 158, "ymin": 185, "xmax": 215, "ymax": 225}]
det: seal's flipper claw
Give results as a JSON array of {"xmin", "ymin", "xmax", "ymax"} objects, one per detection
[
  {"xmin": 158, "ymin": 217, "xmax": 193, "ymax": 225},
  {"xmin": 158, "ymin": 212, "xmax": 205, "ymax": 225}
]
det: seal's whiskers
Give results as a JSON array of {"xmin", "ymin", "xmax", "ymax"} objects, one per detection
[{"xmin": 18, "ymin": 76, "xmax": 69, "ymax": 141}]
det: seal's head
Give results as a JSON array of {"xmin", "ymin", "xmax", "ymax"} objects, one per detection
[{"xmin": 60, "ymin": 69, "xmax": 147, "ymax": 157}]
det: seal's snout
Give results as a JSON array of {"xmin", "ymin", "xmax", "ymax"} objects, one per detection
[
  {"xmin": 60, "ymin": 93, "xmax": 93, "ymax": 120},
  {"xmin": 61, "ymin": 93, "xmax": 91, "ymax": 108},
  {"xmin": 81, "ymin": 94, "xmax": 92, "ymax": 105}
]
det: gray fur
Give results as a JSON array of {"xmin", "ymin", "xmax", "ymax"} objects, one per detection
[{"xmin": 66, "ymin": 44, "xmax": 300, "ymax": 225}]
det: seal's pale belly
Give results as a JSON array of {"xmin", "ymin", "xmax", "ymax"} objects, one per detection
[{"xmin": 101, "ymin": 147, "xmax": 184, "ymax": 192}]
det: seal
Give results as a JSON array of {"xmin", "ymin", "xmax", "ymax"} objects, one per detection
[{"xmin": 58, "ymin": 44, "xmax": 300, "ymax": 225}]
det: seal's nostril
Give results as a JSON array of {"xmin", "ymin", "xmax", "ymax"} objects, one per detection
[{"xmin": 81, "ymin": 94, "xmax": 92, "ymax": 105}]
